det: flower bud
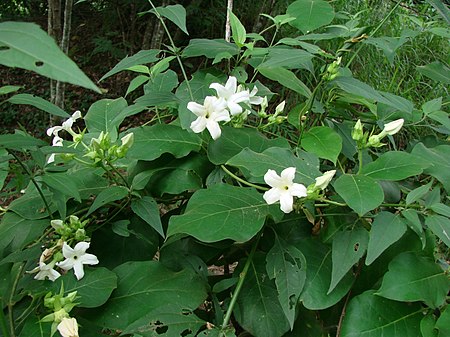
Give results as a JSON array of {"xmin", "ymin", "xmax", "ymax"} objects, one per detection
[
  {"xmin": 314, "ymin": 170, "xmax": 336, "ymax": 190},
  {"xmin": 120, "ymin": 133, "xmax": 134, "ymax": 149},
  {"xmin": 351, "ymin": 119, "xmax": 364, "ymax": 141},
  {"xmin": 381, "ymin": 118, "xmax": 404, "ymax": 136},
  {"xmin": 274, "ymin": 101, "xmax": 286, "ymax": 116},
  {"xmin": 368, "ymin": 134, "xmax": 383, "ymax": 147},
  {"xmin": 51, "ymin": 219, "xmax": 64, "ymax": 231}
]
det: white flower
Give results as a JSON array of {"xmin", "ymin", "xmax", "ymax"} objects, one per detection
[
  {"xmin": 57, "ymin": 242, "xmax": 99, "ymax": 280},
  {"xmin": 263, "ymin": 167, "xmax": 307, "ymax": 213},
  {"xmin": 47, "ymin": 135, "xmax": 64, "ymax": 164},
  {"xmin": 32, "ymin": 261, "xmax": 61, "ymax": 281},
  {"xmin": 57, "ymin": 317, "xmax": 79, "ymax": 337},
  {"xmin": 314, "ymin": 170, "xmax": 336, "ymax": 190},
  {"xmin": 381, "ymin": 118, "xmax": 404, "ymax": 136},
  {"xmin": 210, "ymin": 76, "xmax": 250, "ymax": 115},
  {"xmin": 47, "ymin": 111, "xmax": 82, "ymax": 138},
  {"xmin": 188, "ymin": 96, "xmax": 230, "ymax": 140},
  {"xmin": 275, "ymin": 101, "xmax": 286, "ymax": 115},
  {"xmin": 120, "ymin": 133, "xmax": 134, "ymax": 149},
  {"xmin": 247, "ymin": 86, "xmax": 264, "ymax": 105}
]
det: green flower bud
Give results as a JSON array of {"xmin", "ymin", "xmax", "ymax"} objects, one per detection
[{"xmin": 351, "ymin": 119, "xmax": 364, "ymax": 141}]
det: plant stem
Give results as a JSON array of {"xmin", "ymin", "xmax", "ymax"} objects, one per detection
[
  {"xmin": 8, "ymin": 263, "xmax": 25, "ymax": 337},
  {"xmin": 148, "ymin": 0, "xmax": 193, "ymax": 100},
  {"xmin": 107, "ymin": 162, "xmax": 129, "ymax": 188},
  {"xmin": 221, "ymin": 232, "xmax": 261, "ymax": 330},
  {"xmin": 318, "ymin": 199, "xmax": 347, "ymax": 207},
  {"xmin": 7, "ymin": 150, "xmax": 53, "ymax": 219},
  {"xmin": 357, "ymin": 148, "xmax": 363, "ymax": 174},
  {"xmin": 220, "ymin": 165, "xmax": 267, "ymax": 191}
]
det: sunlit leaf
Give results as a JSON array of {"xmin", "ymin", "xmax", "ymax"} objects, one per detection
[
  {"xmin": 287, "ymin": 0, "xmax": 335, "ymax": 33},
  {"xmin": 229, "ymin": 10, "xmax": 246, "ymax": 46},
  {"xmin": 301, "ymin": 126, "xmax": 342, "ymax": 164},
  {"xmin": 425, "ymin": 214, "xmax": 450, "ymax": 247},
  {"xmin": 152, "ymin": 4, "xmax": 188, "ymax": 35},
  {"xmin": 412, "ymin": 143, "xmax": 450, "ymax": 192},
  {"xmin": 182, "ymin": 39, "xmax": 239, "ymax": 59},
  {"xmin": 259, "ymin": 67, "xmax": 311, "ymax": 98}
]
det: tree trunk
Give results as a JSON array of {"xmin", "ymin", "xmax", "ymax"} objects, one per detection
[
  {"xmin": 48, "ymin": 0, "xmax": 62, "ymax": 106},
  {"xmin": 225, "ymin": 0, "xmax": 233, "ymax": 42}
]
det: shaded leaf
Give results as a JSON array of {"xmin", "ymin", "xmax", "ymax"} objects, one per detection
[
  {"xmin": 153, "ymin": 4, "xmax": 188, "ymax": 35},
  {"xmin": 425, "ymin": 214, "xmax": 450, "ymax": 247},
  {"xmin": 87, "ymin": 186, "xmax": 129, "ymax": 216},
  {"xmin": 40, "ymin": 172, "xmax": 81, "ymax": 202},
  {"xmin": 259, "ymin": 67, "xmax": 311, "ymax": 98},
  {"xmin": 131, "ymin": 196, "xmax": 164, "ymax": 237},
  {"xmin": 8, "ymin": 93, "xmax": 69, "ymax": 118},
  {"xmin": 182, "ymin": 39, "xmax": 239, "ymax": 59},
  {"xmin": 406, "ymin": 181, "xmax": 433, "ymax": 205},
  {"xmin": 84, "ymin": 98, "xmax": 128, "ymax": 140},
  {"xmin": 0, "ymin": 132, "xmax": 46, "ymax": 150},
  {"xmin": 287, "ymin": 0, "xmax": 335, "ymax": 33},
  {"xmin": 417, "ymin": 61, "xmax": 450, "ymax": 85},
  {"xmin": 412, "ymin": 143, "xmax": 450, "ymax": 192},
  {"xmin": 401, "ymin": 209, "xmax": 426, "ymax": 248},
  {"xmin": 301, "ymin": 126, "xmax": 342, "ymax": 164}
]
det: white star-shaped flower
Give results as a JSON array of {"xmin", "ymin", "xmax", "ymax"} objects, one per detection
[
  {"xmin": 210, "ymin": 76, "xmax": 250, "ymax": 115},
  {"xmin": 57, "ymin": 317, "xmax": 79, "ymax": 337},
  {"xmin": 57, "ymin": 242, "xmax": 99, "ymax": 280},
  {"xmin": 47, "ymin": 110, "xmax": 82, "ymax": 137},
  {"xmin": 263, "ymin": 167, "xmax": 307, "ymax": 213},
  {"xmin": 32, "ymin": 261, "xmax": 61, "ymax": 281},
  {"xmin": 188, "ymin": 96, "xmax": 230, "ymax": 140}
]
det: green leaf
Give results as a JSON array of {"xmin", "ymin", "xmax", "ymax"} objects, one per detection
[
  {"xmin": 8, "ymin": 190, "xmax": 55, "ymax": 219},
  {"xmin": 100, "ymin": 49, "xmax": 160, "ymax": 81},
  {"xmin": 366, "ymin": 212, "xmax": 407, "ymax": 265},
  {"xmin": 287, "ymin": 0, "xmax": 335, "ymax": 33},
  {"xmin": 259, "ymin": 67, "xmax": 311, "ymax": 98},
  {"xmin": 0, "ymin": 85, "xmax": 22, "ymax": 95},
  {"xmin": 425, "ymin": 214, "xmax": 450, "ymax": 247},
  {"xmin": 299, "ymin": 238, "xmax": 354, "ymax": 310},
  {"xmin": 229, "ymin": 10, "xmax": 246, "ymax": 46},
  {"xmin": 436, "ymin": 305, "xmax": 450, "ymax": 337},
  {"xmin": 227, "ymin": 147, "xmax": 321, "ymax": 185},
  {"xmin": 84, "ymin": 98, "xmax": 128, "ymax": 140},
  {"xmin": 207, "ymin": 126, "xmax": 290, "ymax": 165},
  {"xmin": 412, "ymin": 143, "xmax": 450, "ymax": 193},
  {"xmin": 301, "ymin": 126, "xmax": 342, "ymax": 164},
  {"xmin": 182, "ymin": 39, "xmax": 239, "ymax": 59},
  {"xmin": 40, "ymin": 172, "xmax": 81, "ymax": 202},
  {"xmin": 401, "ymin": 209, "xmax": 426, "ymax": 248},
  {"xmin": 125, "ymin": 75, "xmax": 149, "ymax": 96},
  {"xmin": 362, "ymin": 152, "xmax": 428, "ymax": 181},
  {"xmin": 266, "ymin": 236, "xmax": 306, "ymax": 329},
  {"xmin": 417, "ymin": 61, "xmax": 450, "ymax": 85},
  {"xmin": 153, "ymin": 4, "xmax": 188, "ymax": 35},
  {"xmin": 340, "ymin": 290, "xmax": 423, "ymax": 337},
  {"xmin": 234, "ymin": 253, "xmax": 290, "ymax": 337},
  {"xmin": 168, "ymin": 184, "xmax": 279, "ymax": 243},
  {"xmin": 0, "ymin": 132, "xmax": 46, "ymax": 150},
  {"xmin": 329, "ymin": 227, "xmax": 368, "ymax": 293},
  {"xmin": 257, "ymin": 47, "xmax": 314, "ymax": 72},
  {"xmin": 421, "ymin": 314, "xmax": 439, "ymax": 337},
  {"xmin": 426, "ymin": 0, "xmax": 450, "ymax": 24},
  {"xmin": 406, "ymin": 181, "xmax": 433, "ymax": 205},
  {"xmin": 430, "ymin": 203, "xmax": 450, "ymax": 217},
  {"xmin": 52, "ymin": 268, "xmax": 117, "ymax": 308},
  {"xmin": 8, "ymin": 93, "xmax": 69, "ymax": 118},
  {"xmin": 0, "ymin": 22, "xmax": 100, "ymax": 92},
  {"xmin": 127, "ymin": 124, "xmax": 202, "ymax": 161},
  {"xmin": 131, "ymin": 196, "xmax": 164, "ymax": 237},
  {"xmin": 144, "ymin": 69, "xmax": 178, "ymax": 93},
  {"xmin": 134, "ymin": 91, "xmax": 179, "ymax": 107},
  {"xmin": 87, "ymin": 186, "xmax": 129, "ymax": 216},
  {"xmin": 89, "ymin": 261, "xmax": 207, "ymax": 333},
  {"xmin": 377, "ymin": 252, "xmax": 450, "ymax": 308},
  {"xmin": 333, "ymin": 174, "xmax": 384, "ymax": 216}
]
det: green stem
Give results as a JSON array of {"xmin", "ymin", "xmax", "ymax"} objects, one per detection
[
  {"xmin": 148, "ymin": 0, "xmax": 193, "ymax": 100},
  {"xmin": 8, "ymin": 263, "xmax": 25, "ymax": 337},
  {"xmin": 221, "ymin": 165, "xmax": 267, "ymax": 191},
  {"xmin": 0, "ymin": 306, "xmax": 10, "ymax": 337},
  {"xmin": 357, "ymin": 148, "xmax": 363, "ymax": 174},
  {"xmin": 345, "ymin": 0, "xmax": 402, "ymax": 68},
  {"xmin": 107, "ymin": 162, "xmax": 129, "ymax": 188},
  {"xmin": 7, "ymin": 150, "xmax": 53, "ymax": 219},
  {"xmin": 221, "ymin": 232, "xmax": 261, "ymax": 330},
  {"xmin": 318, "ymin": 199, "xmax": 347, "ymax": 207},
  {"xmin": 100, "ymin": 162, "xmax": 120, "ymax": 186}
]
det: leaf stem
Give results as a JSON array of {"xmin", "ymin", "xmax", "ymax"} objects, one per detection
[
  {"xmin": 221, "ymin": 232, "xmax": 261, "ymax": 330},
  {"xmin": 220, "ymin": 165, "xmax": 267, "ymax": 191},
  {"xmin": 148, "ymin": 0, "xmax": 193, "ymax": 100},
  {"xmin": 7, "ymin": 150, "xmax": 53, "ymax": 219}
]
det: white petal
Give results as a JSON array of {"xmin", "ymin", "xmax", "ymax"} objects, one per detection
[
  {"xmin": 290, "ymin": 183, "xmax": 307, "ymax": 197},
  {"xmin": 61, "ymin": 242, "xmax": 75, "ymax": 259},
  {"xmin": 80, "ymin": 253, "xmax": 99, "ymax": 266},
  {"xmin": 62, "ymin": 118, "xmax": 74, "ymax": 130},
  {"xmin": 72, "ymin": 110, "xmax": 82, "ymax": 120},
  {"xmin": 225, "ymin": 76, "xmax": 237, "ymax": 93},
  {"xmin": 47, "ymin": 154, "xmax": 56, "ymax": 164},
  {"xmin": 280, "ymin": 167, "xmax": 296, "ymax": 182},
  {"xmin": 263, "ymin": 188, "xmax": 282, "ymax": 205},
  {"xmin": 73, "ymin": 261, "xmax": 85, "ymax": 280},
  {"xmin": 228, "ymin": 102, "xmax": 244, "ymax": 116},
  {"xmin": 212, "ymin": 109, "xmax": 231, "ymax": 122},
  {"xmin": 187, "ymin": 102, "xmax": 206, "ymax": 116},
  {"xmin": 264, "ymin": 169, "xmax": 283, "ymax": 188},
  {"xmin": 229, "ymin": 91, "xmax": 250, "ymax": 104},
  {"xmin": 190, "ymin": 117, "xmax": 207, "ymax": 133},
  {"xmin": 57, "ymin": 258, "xmax": 74, "ymax": 271},
  {"xmin": 73, "ymin": 241, "xmax": 90, "ymax": 254},
  {"xmin": 279, "ymin": 192, "xmax": 294, "ymax": 213},
  {"xmin": 47, "ymin": 126, "xmax": 62, "ymax": 137},
  {"xmin": 206, "ymin": 120, "xmax": 222, "ymax": 140},
  {"xmin": 210, "ymin": 83, "xmax": 230, "ymax": 99},
  {"xmin": 57, "ymin": 317, "xmax": 79, "ymax": 337}
]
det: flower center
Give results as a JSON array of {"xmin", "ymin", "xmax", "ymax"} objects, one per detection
[
  {"xmin": 73, "ymin": 255, "xmax": 78, "ymax": 260},
  {"xmin": 283, "ymin": 185, "xmax": 289, "ymax": 190}
]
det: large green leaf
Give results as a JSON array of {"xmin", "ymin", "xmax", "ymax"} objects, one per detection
[
  {"xmin": 301, "ymin": 126, "xmax": 342, "ymax": 164},
  {"xmin": 329, "ymin": 227, "xmax": 368, "ymax": 293},
  {"xmin": 377, "ymin": 252, "xmax": 450, "ymax": 308},
  {"xmin": 152, "ymin": 4, "xmax": 188, "ymax": 35},
  {"xmin": 0, "ymin": 132, "xmax": 46, "ymax": 150},
  {"xmin": 401, "ymin": 209, "xmax": 426, "ymax": 248},
  {"xmin": 287, "ymin": 0, "xmax": 335, "ymax": 33},
  {"xmin": 412, "ymin": 143, "xmax": 450, "ymax": 192},
  {"xmin": 100, "ymin": 49, "xmax": 160, "ymax": 81},
  {"xmin": 8, "ymin": 190, "xmax": 55, "ymax": 219},
  {"xmin": 127, "ymin": 124, "xmax": 202, "ymax": 161},
  {"xmin": 340, "ymin": 290, "xmax": 423, "ymax": 337},
  {"xmin": 362, "ymin": 151, "xmax": 428, "ymax": 181},
  {"xmin": 266, "ymin": 236, "xmax": 306, "ymax": 329},
  {"xmin": 259, "ymin": 67, "xmax": 311, "ymax": 98},
  {"xmin": 182, "ymin": 39, "xmax": 239, "ymax": 59},
  {"xmin": 40, "ymin": 172, "xmax": 81, "ymax": 202},
  {"xmin": 234, "ymin": 253, "xmax": 290, "ymax": 337},
  {"xmin": 168, "ymin": 184, "xmax": 280, "ymax": 243},
  {"xmin": 333, "ymin": 174, "xmax": 384, "ymax": 216},
  {"xmin": 87, "ymin": 186, "xmax": 129, "ymax": 216},
  {"xmin": 366, "ymin": 212, "xmax": 407, "ymax": 265},
  {"xmin": 131, "ymin": 196, "xmax": 164, "ymax": 238},
  {"xmin": 299, "ymin": 238, "xmax": 354, "ymax": 310},
  {"xmin": 258, "ymin": 47, "xmax": 314, "ymax": 72},
  {"xmin": 426, "ymin": 0, "xmax": 450, "ymax": 24},
  {"xmin": 51, "ymin": 268, "xmax": 117, "ymax": 308},
  {"xmin": 229, "ymin": 10, "xmax": 246, "ymax": 46},
  {"xmin": 207, "ymin": 126, "xmax": 289, "ymax": 165},
  {"xmin": 436, "ymin": 305, "xmax": 450, "ymax": 337},
  {"xmin": 84, "ymin": 98, "xmax": 128, "ymax": 140},
  {"xmin": 406, "ymin": 180, "xmax": 433, "ymax": 205},
  {"xmin": 425, "ymin": 214, "xmax": 450, "ymax": 247},
  {"xmin": 227, "ymin": 147, "xmax": 320, "ymax": 185},
  {"xmin": 0, "ymin": 22, "xmax": 100, "ymax": 92},
  {"xmin": 8, "ymin": 93, "xmax": 69, "ymax": 118},
  {"xmin": 417, "ymin": 61, "xmax": 450, "ymax": 85},
  {"xmin": 89, "ymin": 261, "xmax": 207, "ymax": 333}
]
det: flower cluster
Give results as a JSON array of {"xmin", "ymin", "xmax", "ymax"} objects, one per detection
[
  {"xmin": 352, "ymin": 118, "xmax": 404, "ymax": 148},
  {"xmin": 263, "ymin": 167, "xmax": 336, "ymax": 213},
  {"xmin": 188, "ymin": 76, "xmax": 264, "ymax": 140}
]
